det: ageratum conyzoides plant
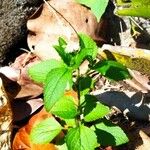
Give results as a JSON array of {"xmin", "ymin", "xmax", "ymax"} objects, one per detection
[{"xmin": 28, "ymin": 33, "xmax": 130, "ymax": 149}]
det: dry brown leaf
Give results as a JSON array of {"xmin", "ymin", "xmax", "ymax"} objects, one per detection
[
  {"xmin": 0, "ymin": 66, "xmax": 20, "ymax": 81},
  {"xmin": 15, "ymin": 83, "xmax": 43, "ymax": 99},
  {"xmin": 12, "ymin": 108, "xmax": 57, "ymax": 150},
  {"xmin": 12, "ymin": 98, "xmax": 43, "ymax": 122},
  {"xmin": 125, "ymin": 70, "xmax": 150, "ymax": 93},
  {"xmin": 11, "ymin": 53, "xmax": 43, "ymax": 99},
  {"xmin": 27, "ymin": 0, "xmax": 101, "ymax": 60},
  {"xmin": 0, "ymin": 56, "xmax": 44, "ymax": 121}
]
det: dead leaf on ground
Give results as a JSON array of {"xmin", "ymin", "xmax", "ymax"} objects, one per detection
[
  {"xmin": 99, "ymin": 44, "xmax": 150, "ymax": 75},
  {"xmin": 11, "ymin": 53, "xmax": 43, "ymax": 99},
  {"xmin": 12, "ymin": 108, "xmax": 57, "ymax": 150},
  {"xmin": 12, "ymin": 98, "xmax": 43, "ymax": 122},
  {"xmin": 126, "ymin": 70, "xmax": 150, "ymax": 93},
  {"xmin": 0, "ymin": 73, "xmax": 20, "ymax": 99},
  {"xmin": 0, "ymin": 53, "xmax": 43, "ymax": 99},
  {"xmin": 0, "ymin": 66, "xmax": 20, "ymax": 81},
  {"xmin": 27, "ymin": 0, "xmax": 102, "ymax": 60}
]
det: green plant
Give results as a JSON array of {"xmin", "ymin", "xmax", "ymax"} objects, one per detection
[{"xmin": 28, "ymin": 34, "xmax": 130, "ymax": 149}]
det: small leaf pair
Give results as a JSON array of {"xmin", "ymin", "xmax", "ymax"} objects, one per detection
[
  {"xmin": 53, "ymin": 37, "xmax": 73, "ymax": 66},
  {"xmin": 53, "ymin": 33, "xmax": 98, "ymax": 69}
]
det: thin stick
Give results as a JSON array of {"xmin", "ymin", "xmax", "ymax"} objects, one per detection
[
  {"xmin": 119, "ymin": 18, "xmax": 124, "ymax": 46},
  {"xmin": 129, "ymin": 17, "xmax": 144, "ymax": 31}
]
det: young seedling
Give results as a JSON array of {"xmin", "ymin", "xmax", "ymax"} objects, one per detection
[{"xmin": 28, "ymin": 34, "xmax": 130, "ymax": 149}]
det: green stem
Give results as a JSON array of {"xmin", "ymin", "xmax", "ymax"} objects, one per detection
[{"xmin": 75, "ymin": 68, "xmax": 82, "ymax": 127}]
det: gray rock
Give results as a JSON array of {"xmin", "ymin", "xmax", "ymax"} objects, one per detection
[{"xmin": 0, "ymin": 0, "xmax": 42, "ymax": 64}]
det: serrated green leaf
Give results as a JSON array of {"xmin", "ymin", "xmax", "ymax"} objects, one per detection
[
  {"xmin": 74, "ymin": 48, "xmax": 93, "ymax": 69},
  {"xmin": 92, "ymin": 119, "xmax": 129, "ymax": 146},
  {"xmin": 79, "ymin": 33, "xmax": 98, "ymax": 58},
  {"xmin": 79, "ymin": 33, "xmax": 98, "ymax": 52},
  {"xmin": 28, "ymin": 59, "xmax": 64, "ymax": 83},
  {"xmin": 44, "ymin": 67, "xmax": 72, "ymax": 111},
  {"xmin": 84, "ymin": 95, "xmax": 110, "ymax": 122},
  {"xmin": 53, "ymin": 37, "xmax": 73, "ymax": 66},
  {"xmin": 73, "ymin": 34, "xmax": 98, "ymax": 69},
  {"xmin": 30, "ymin": 117, "xmax": 62, "ymax": 144},
  {"xmin": 66, "ymin": 125, "xmax": 98, "ymax": 150},
  {"xmin": 93, "ymin": 60, "xmax": 131, "ymax": 81},
  {"xmin": 76, "ymin": 0, "xmax": 109, "ymax": 21},
  {"xmin": 51, "ymin": 95, "xmax": 77, "ymax": 119}
]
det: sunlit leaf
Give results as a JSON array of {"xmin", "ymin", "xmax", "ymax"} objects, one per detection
[
  {"xmin": 28, "ymin": 59, "xmax": 64, "ymax": 83},
  {"xmin": 66, "ymin": 125, "xmax": 98, "ymax": 150},
  {"xmin": 84, "ymin": 95, "xmax": 110, "ymax": 122},
  {"xmin": 53, "ymin": 37, "xmax": 73, "ymax": 66},
  {"xmin": 51, "ymin": 95, "xmax": 77, "ymax": 119},
  {"xmin": 44, "ymin": 67, "xmax": 72, "ymax": 111},
  {"xmin": 92, "ymin": 119, "xmax": 129, "ymax": 146},
  {"xmin": 73, "ymin": 34, "xmax": 98, "ymax": 69},
  {"xmin": 30, "ymin": 117, "xmax": 62, "ymax": 144}
]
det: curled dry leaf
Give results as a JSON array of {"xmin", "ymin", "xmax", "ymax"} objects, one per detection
[
  {"xmin": 0, "ymin": 54, "xmax": 44, "ymax": 122},
  {"xmin": 27, "ymin": 0, "xmax": 101, "ymax": 60},
  {"xmin": 15, "ymin": 83, "xmax": 43, "ymax": 99},
  {"xmin": 11, "ymin": 53, "xmax": 40, "ymax": 85},
  {"xmin": 12, "ymin": 98, "xmax": 43, "ymax": 122},
  {"xmin": 12, "ymin": 108, "xmax": 57, "ymax": 150},
  {"xmin": 0, "ymin": 73, "xmax": 20, "ymax": 100},
  {"xmin": 0, "ymin": 66, "xmax": 20, "ymax": 81},
  {"xmin": 126, "ymin": 70, "xmax": 150, "ymax": 93},
  {"xmin": 11, "ymin": 53, "xmax": 43, "ymax": 99}
]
